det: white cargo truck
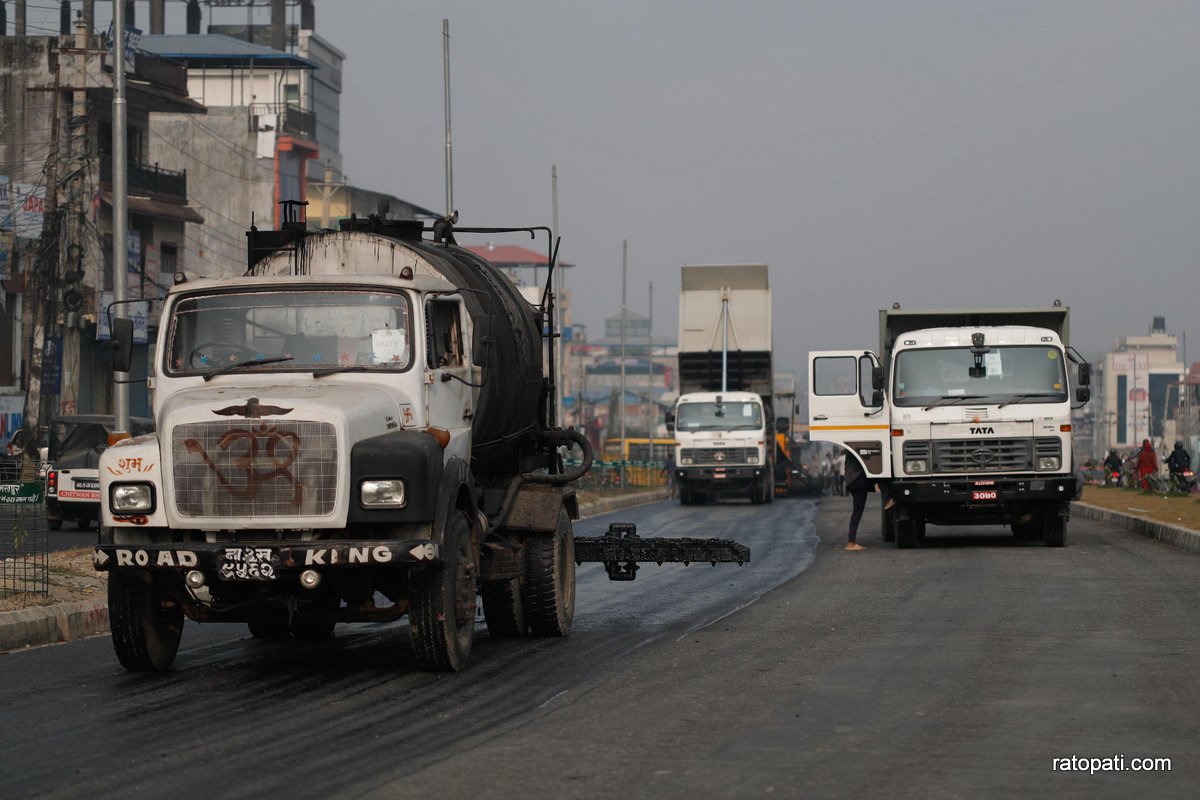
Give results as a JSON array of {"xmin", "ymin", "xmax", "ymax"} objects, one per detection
[
  {"xmin": 667, "ymin": 264, "xmax": 778, "ymax": 505},
  {"xmin": 808, "ymin": 304, "xmax": 1090, "ymax": 547}
]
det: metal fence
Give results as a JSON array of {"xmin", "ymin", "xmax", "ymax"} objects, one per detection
[
  {"xmin": 0, "ymin": 481, "xmax": 48, "ymax": 599},
  {"xmin": 568, "ymin": 459, "xmax": 669, "ymax": 491}
]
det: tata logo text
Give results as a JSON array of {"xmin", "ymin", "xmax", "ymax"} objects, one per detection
[{"xmin": 969, "ymin": 426, "xmax": 995, "ymax": 435}]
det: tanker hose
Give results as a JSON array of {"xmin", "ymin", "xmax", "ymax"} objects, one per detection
[{"xmin": 520, "ymin": 427, "xmax": 594, "ymax": 485}]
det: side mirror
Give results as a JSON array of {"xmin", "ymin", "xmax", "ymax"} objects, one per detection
[
  {"xmin": 665, "ymin": 411, "xmax": 675, "ymax": 434},
  {"xmin": 1076, "ymin": 387, "xmax": 1091, "ymax": 404},
  {"xmin": 775, "ymin": 417, "xmax": 790, "ymax": 434},
  {"xmin": 471, "ymin": 314, "xmax": 492, "ymax": 367},
  {"xmin": 871, "ymin": 389, "xmax": 884, "ymax": 407},
  {"xmin": 112, "ymin": 317, "xmax": 135, "ymax": 374},
  {"xmin": 872, "ymin": 366, "xmax": 884, "ymax": 391},
  {"xmin": 1077, "ymin": 362, "xmax": 1091, "ymax": 386}
]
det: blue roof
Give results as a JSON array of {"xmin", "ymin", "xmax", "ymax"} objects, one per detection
[{"xmin": 140, "ymin": 34, "xmax": 316, "ymax": 69}]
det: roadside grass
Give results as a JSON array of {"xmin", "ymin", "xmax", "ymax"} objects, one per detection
[
  {"xmin": 1081, "ymin": 485, "xmax": 1200, "ymax": 532},
  {"xmin": 0, "ymin": 547, "xmax": 105, "ymax": 613}
]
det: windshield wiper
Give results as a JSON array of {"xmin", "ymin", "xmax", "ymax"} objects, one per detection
[
  {"xmin": 312, "ymin": 365, "xmax": 374, "ymax": 378},
  {"xmin": 922, "ymin": 394, "xmax": 990, "ymax": 410},
  {"xmin": 996, "ymin": 393, "xmax": 1063, "ymax": 409},
  {"xmin": 203, "ymin": 355, "xmax": 294, "ymax": 382}
]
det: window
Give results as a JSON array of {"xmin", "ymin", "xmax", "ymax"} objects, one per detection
[
  {"xmin": 892, "ymin": 346, "xmax": 1068, "ymax": 407},
  {"xmin": 426, "ymin": 300, "xmax": 463, "ymax": 368},
  {"xmin": 813, "ymin": 356, "xmax": 858, "ymax": 396},
  {"xmin": 166, "ymin": 289, "xmax": 413, "ymax": 375}
]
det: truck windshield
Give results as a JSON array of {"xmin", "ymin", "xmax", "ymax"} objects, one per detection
[
  {"xmin": 893, "ymin": 346, "xmax": 1067, "ymax": 407},
  {"xmin": 676, "ymin": 401, "xmax": 763, "ymax": 431},
  {"xmin": 165, "ymin": 289, "xmax": 413, "ymax": 377}
]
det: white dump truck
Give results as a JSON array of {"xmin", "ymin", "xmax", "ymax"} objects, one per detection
[
  {"xmin": 667, "ymin": 264, "xmax": 778, "ymax": 505},
  {"xmin": 808, "ymin": 304, "xmax": 1090, "ymax": 547},
  {"xmin": 94, "ymin": 213, "xmax": 749, "ymax": 673}
]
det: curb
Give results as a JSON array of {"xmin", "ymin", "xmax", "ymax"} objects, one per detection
[
  {"xmin": 0, "ymin": 490, "xmax": 669, "ymax": 655},
  {"xmin": 1073, "ymin": 501, "xmax": 1200, "ymax": 554},
  {"xmin": 0, "ymin": 598, "xmax": 108, "ymax": 654}
]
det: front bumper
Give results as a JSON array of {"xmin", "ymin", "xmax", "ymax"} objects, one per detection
[
  {"xmin": 675, "ymin": 466, "xmax": 765, "ymax": 489},
  {"xmin": 94, "ymin": 540, "xmax": 441, "ymax": 576},
  {"xmin": 891, "ymin": 476, "xmax": 1076, "ymax": 504}
]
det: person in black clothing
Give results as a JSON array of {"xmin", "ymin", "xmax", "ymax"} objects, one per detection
[
  {"xmin": 1161, "ymin": 441, "xmax": 1190, "ymax": 479},
  {"xmin": 844, "ymin": 455, "xmax": 892, "ymax": 551},
  {"xmin": 1103, "ymin": 449, "xmax": 1123, "ymax": 485}
]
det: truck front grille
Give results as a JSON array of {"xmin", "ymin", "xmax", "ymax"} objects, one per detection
[
  {"xmin": 171, "ymin": 421, "xmax": 337, "ymax": 518},
  {"xmin": 680, "ymin": 447, "xmax": 755, "ymax": 465},
  {"xmin": 932, "ymin": 438, "xmax": 1033, "ymax": 473}
]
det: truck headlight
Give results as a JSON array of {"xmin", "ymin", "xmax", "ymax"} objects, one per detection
[
  {"xmin": 905, "ymin": 459, "xmax": 928, "ymax": 474},
  {"xmin": 361, "ymin": 479, "xmax": 407, "ymax": 508},
  {"xmin": 680, "ymin": 457, "xmax": 693, "ymax": 465},
  {"xmin": 1038, "ymin": 457, "xmax": 1061, "ymax": 471},
  {"xmin": 747, "ymin": 454, "xmax": 758, "ymax": 464},
  {"xmin": 111, "ymin": 484, "xmax": 154, "ymax": 513}
]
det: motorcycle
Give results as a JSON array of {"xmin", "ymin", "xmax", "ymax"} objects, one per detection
[{"xmin": 1169, "ymin": 470, "xmax": 1196, "ymax": 494}]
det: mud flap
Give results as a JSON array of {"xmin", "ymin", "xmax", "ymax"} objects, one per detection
[{"xmin": 574, "ymin": 523, "xmax": 751, "ymax": 582}]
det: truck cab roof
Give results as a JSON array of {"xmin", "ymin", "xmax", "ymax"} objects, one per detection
[{"xmin": 895, "ymin": 326, "xmax": 1062, "ymax": 350}]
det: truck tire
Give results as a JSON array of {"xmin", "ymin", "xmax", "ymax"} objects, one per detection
[
  {"xmin": 1011, "ymin": 521, "xmax": 1040, "ymax": 541},
  {"xmin": 523, "ymin": 506, "xmax": 575, "ymax": 637},
  {"xmin": 914, "ymin": 517, "xmax": 926, "ymax": 541},
  {"xmin": 108, "ymin": 570, "xmax": 183, "ymax": 672},
  {"xmin": 1043, "ymin": 514, "xmax": 1066, "ymax": 548},
  {"xmin": 409, "ymin": 510, "xmax": 477, "ymax": 671},
  {"xmin": 76, "ymin": 517, "xmax": 92, "ymax": 531},
  {"xmin": 481, "ymin": 578, "xmax": 527, "ymax": 637},
  {"xmin": 47, "ymin": 516, "xmax": 62, "ymax": 531},
  {"xmin": 895, "ymin": 518, "xmax": 917, "ymax": 549},
  {"xmin": 881, "ymin": 508, "xmax": 896, "ymax": 543}
]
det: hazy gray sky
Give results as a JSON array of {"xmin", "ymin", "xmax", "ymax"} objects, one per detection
[{"xmin": 87, "ymin": 1, "xmax": 1200, "ymax": 378}]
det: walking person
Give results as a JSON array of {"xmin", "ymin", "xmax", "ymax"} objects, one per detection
[
  {"xmin": 834, "ymin": 450, "xmax": 846, "ymax": 496},
  {"xmin": 1136, "ymin": 439, "xmax": 1158, "ymax": 491}
]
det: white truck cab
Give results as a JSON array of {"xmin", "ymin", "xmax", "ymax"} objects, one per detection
[
  {"xmin": 670, "ymin": 390, "xmax": 773, "ymax": 504},
  {"xmin": 810, "ymin": 306, "xmax": 1090, "ymax": 548}
]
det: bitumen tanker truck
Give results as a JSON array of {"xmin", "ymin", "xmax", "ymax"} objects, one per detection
[
  {"xmin": 93, "ymin": 211, "xmax": 747, "ymax": 672},
  {"xmin": 808, "ymin": 304, "xmax": 1090, "ymax": 548}
]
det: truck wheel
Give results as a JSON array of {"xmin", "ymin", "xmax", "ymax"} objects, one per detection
[
  {"xmin": 881, "ymin": 509, "xmax": 897, "ymax": 543},
  {"xmin": 914, "ymin": 518, "xmax": 927, "ymax": 541},
  {"xmin": 523, "ymin": 506, "xmax": 575, "ymax": 637},
  {"xmin": 1043, "ymin": 515, "xmax": 1066, "ymax": 548},
  {"xmin": 248, "ymin": 612, "xmax": 291, "ymax": 639},
  {"xmin": 47, "ymin": 516, "xmax": 63, "ymax": 531},
  {"xmin": 76, "ymin": 517, "xmax": 92, "ymax": 531},
  {"xmin": 680, "ymin": 488, "xmax": 693, "ymax": 505},
  {"xmin": 481, "ymin": 578, "xmax": 527, "ymax": 637},
  {"xmin": 409, "ymin": 510, "xmax": 477, "ymax": 671},
  {"xmin": 108, "ymin": 571, "xmax": 184, "ymax": 672},
  {"xmin": 895, "ymin": 518, "xmax": 917, "ymax": 549}
]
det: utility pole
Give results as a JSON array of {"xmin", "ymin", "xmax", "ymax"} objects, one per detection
[
  {"xmin": 112, "ymin": 0, "xmax": 130, "ymax": 435},
  {"xmin": 646, "ymin": 280, "xmax": 653, "ymax": 466},
  {"xmin": 619, "ymin": 239, "xmax": 627, "ymax": 486},
  {"xmin": 552, "ymin": 164, "xmax": 564, "ymax": 433}
]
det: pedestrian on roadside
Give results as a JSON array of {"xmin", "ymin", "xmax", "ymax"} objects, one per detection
[
  {"xmin": 1136, "ymin": 439, "xmax": 1158, "ymax": 491},
  {"xmin": 844, "ymin": 456, "xmax": 893, "ymax": 551},
  {"xmin": 661, "ymin": 453, "xmax": 678, "ymax": 499},
  {"xmin": 834, "ymin": 450, "xmax": 846, "ymax": 495},
  {"xmin": 820, "ymin": 453, "xmax": 833, "ymax": 495}
]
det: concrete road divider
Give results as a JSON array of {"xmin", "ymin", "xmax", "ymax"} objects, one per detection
[{"xmin": 1073, "ymin": 501, "xmax": 1200, "ymax": 554}]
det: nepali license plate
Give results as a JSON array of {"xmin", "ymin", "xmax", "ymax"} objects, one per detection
[
  {"xmin": 971, "ymin": 490, "xmax": 999, "ymax": 501},
  {"xmin": 74, "ymin": 478, "xmax": 100, "ymax": 491},
  {"xmin": 219, "ymin": 547, "xmax": 279, "ymax": 581}
]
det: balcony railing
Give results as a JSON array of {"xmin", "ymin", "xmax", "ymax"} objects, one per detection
[
  {"xmin": 249, "ymin": 103, "xmax": 317, "ymax": 142},
  {"xmin": 100, "ymin": 155, "xmax": 187, "ymax": 203}
]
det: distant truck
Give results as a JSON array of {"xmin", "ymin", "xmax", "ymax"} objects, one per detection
[
  {"xmin": 668, "ymin": 264, "xmax": 777, "ymax": 505},
  {"xmin": 808, "ymin": 304, "xmax": 1090, "ymax": 547},
  {"xmin": 46, "ymin": 415, "xmax": 153, "ymax": 531}
]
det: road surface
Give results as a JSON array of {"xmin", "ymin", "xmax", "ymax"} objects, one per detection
[{"xmin": 0, "ymin": 496, "xmax": 1196, "ymax": 799}]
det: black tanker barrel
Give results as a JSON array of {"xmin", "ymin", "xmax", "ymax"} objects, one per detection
[{"xmin": 406, "ymin": 241, "xmax": 546, "ymax": 477}]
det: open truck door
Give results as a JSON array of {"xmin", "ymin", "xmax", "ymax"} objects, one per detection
[{"xmin": 808, "ymin": 350, "xmax": 892, "ymax": 478}]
